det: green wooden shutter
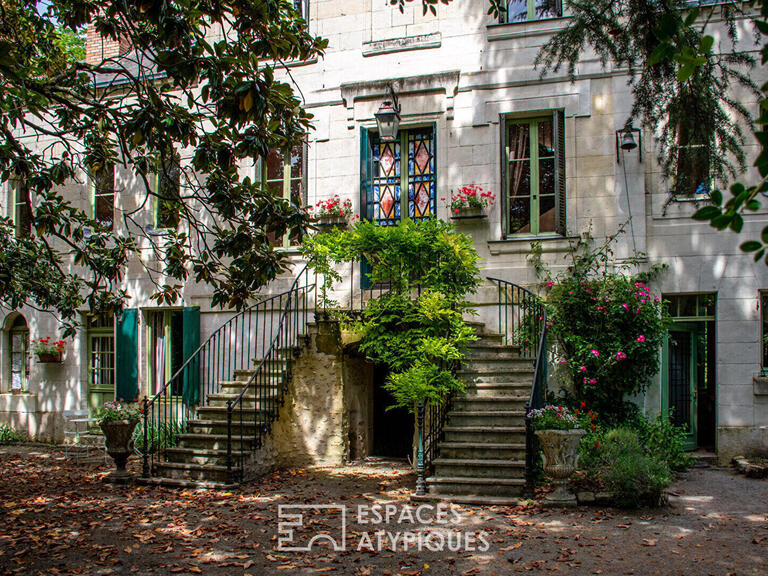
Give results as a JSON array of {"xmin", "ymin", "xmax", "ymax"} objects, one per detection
[
  {"xmin": 500, "ymin": 117, "xmax": 508, "ymax": 238},
  {"xmin": 115, "ymin": 308, "xmax": 139, "ymax": 402},
  {"xmin": 181, "ymin": 306, "xmax": 201, "ymax": 406},
  {"xmin": 553, "ymin": 110, "xmax": 566, "ymax": 236},
  {"xmin": 360, "ymin": 128, "xmax": 373, "ymax": 289}
]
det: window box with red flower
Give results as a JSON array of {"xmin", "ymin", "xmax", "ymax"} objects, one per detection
[
  {"xmin": 32, "ymin": 337, "xmax": 66, "ymax": 363},
  {"xmin": 448, "ymin": 184, "xmax": 495, "ymax": 220},
  {"xmin": 311, "ymin": 195, "xmax": 357, "ymax": 231}
]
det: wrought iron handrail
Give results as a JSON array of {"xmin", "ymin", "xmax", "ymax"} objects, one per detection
[
  {"xmin": 486, "ymin": 276, "xmax": 547, "ymax": 496},
  {"xmin": 225, "ymin": 264, "xmax": 315, "ymax": 483},
  {"xmin": 141, "ymin": 263, "xmax": 314, "ymax": 479}
]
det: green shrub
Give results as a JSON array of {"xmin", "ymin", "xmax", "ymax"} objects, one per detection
[
  {"xmin": 0, "ymin": 424, "xmax": 25, "ymax": 444},
  {"xmin": 634, "ymin": 414, "xmax": 693, "ymax": 472},
  {"xmin": 133, "ymin": 420, "xmax": 184, "ymax": 454},
  {"xmin": 579, "ymin": 427, "xmax": 672, "ymax": 508}
]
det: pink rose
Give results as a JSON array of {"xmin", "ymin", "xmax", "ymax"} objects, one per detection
[
  {"xmin": 591, "ymin": 349, "xmax": 599, "ymax": 357},
  {"xmin": 637, "ymin": 335, "xmax": 645, "ymax": 343}
]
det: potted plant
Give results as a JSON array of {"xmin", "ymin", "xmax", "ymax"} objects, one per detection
[
  {"xmin": 311, "ymin": 195, "xmax": 357, "ymax": 231},
  {"xmin": 32, "ymin": 337, "xmax": 66, "ymax": 363},
  {"xmin": 448, "ymin": 184, "xmax": 495, "ymax": 219},
  {"xmin": 94, "ymin": 399, "xmax": 141, "ymax": 484},
  {"xmin": 338, "ymin": 313, "xmax": 366, "ymax": 348},
  {"xmin": 530, "ymin": 405, "xmax": 587, "ymax": 506}
]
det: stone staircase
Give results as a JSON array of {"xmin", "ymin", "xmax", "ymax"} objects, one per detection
[
  {"xmin": 425, "ymin": 328, "xmax": 534, "ymax": 505},
  {"xmin": 142, "ymin": 358, "xmax": 294, "ymax": 487}
]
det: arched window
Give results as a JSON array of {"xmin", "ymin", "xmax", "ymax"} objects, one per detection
[{"xmin": 9, "ymin": 315, "xmax": 29, "ymax": 393}]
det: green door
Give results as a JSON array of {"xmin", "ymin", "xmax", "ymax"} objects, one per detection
[
  {"xmin": 87, "ymin": 316, "xmax": 115, "ymax": 413},
  {"xmin": 663, "ymin": 324, "xmax": 698, "ymax": 450}
]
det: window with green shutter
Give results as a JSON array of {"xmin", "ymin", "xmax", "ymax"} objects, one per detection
[{"xmin": 503, "ymin": 112, "xmax": 566, "ymax": 237}]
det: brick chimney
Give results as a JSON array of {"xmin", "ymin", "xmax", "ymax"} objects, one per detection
[{"xmin": 85, "ymin": 25, "xmax": 132, "ymax": 66}]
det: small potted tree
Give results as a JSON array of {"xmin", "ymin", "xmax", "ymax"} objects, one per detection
[
  {"xmin": 311, "ymin": 195, "xmax": 357, "ymax": 231},
  {"xmin": 32, "ymin": 337, "xmax": 66, "ymax": 363},
  {"xmin": 95, "ymin": 399, "xmax": 141, "ymax": 484},
  {"xmin": 530, "ymin": 405, "xmax": 586, "ymax": 507},
  {"xmin": 448, "ymin": 184, "xmax": 495, "ymax": 219}
]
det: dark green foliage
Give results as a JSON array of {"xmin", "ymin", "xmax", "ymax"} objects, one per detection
[
  {"xmin": 0, "ymin": 424, "xmax": 25, "ymax": 445},
  {"xmin": 533, "ymin": 232, "xmax": 670, "ymax": 419},
  {"xmin": 0, "ymin": 1, "xmax": 326, "ymax": 334},
  {"xmin": 133, "ymin": 421, "xmax": 185, "ymax": 455},
  {"xmin": 535, "ymin": 0, "xmax": 756, "ymax": 190},
  {"xmin": 301, "ymin": 219, "xmax": 481, "ymax": 412},
  {"xmin": 579, "ymin": 427, "xmax": 673, "ymax": 508}
]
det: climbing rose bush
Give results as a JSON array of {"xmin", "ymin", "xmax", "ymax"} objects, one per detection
[{"xmin": 546, "ymin": 275, "xmax": 668, "ymax": 418}]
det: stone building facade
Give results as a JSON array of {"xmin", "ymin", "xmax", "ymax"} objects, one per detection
[{"xmin": 2, "ymin": 1, "xmax": 767, "ymax": 463}]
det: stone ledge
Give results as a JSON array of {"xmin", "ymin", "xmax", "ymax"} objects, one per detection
[
  {"xmin": 0, "ymin": 393, "xmax": 38, "ymax": 414},
  {"xmin": 487, "ymin": 235, "xmax": 578, "ymax": 256},
  {"xmin": 486, "ymin": 17, "xmax": 569, "ymax": 42},
  {"xmin": 362, "ymin": 33, "xmax": 441, "ymax": 57},
  {"xmin": 753, "ymin": 376, "xmax": 768, "ymax": 395}
]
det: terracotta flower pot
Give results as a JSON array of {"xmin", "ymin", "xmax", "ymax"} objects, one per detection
[
  {"xmin": 535, "ymin": 428, "xmax": 586, "ymax": 507},
  {"xmin": 100, "ymin": 419, "xmax": 139, "ymax": 484}
]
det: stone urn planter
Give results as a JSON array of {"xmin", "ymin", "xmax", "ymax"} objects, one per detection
[
  {"xmin": 100, "ymin": 419, "xmax": 139, "ymax": 484},
  {"xmin": 535, "ymin": 428, "xmax": 586, "ymax": 507},
  {"xmin": 450, "ymin": 206, "xmax": 487, "ymax": 220},
  {"xmin": 339, "ymin": 329, "xmax": 364, "ymax": 348},
  {"xmin": 314, "ymin": 214, "xmax": 349, "ymax": 232}
]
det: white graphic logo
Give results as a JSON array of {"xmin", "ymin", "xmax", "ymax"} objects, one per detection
[{"xmin": 277, "ymin": 504, "xmax": 347, "ymax": 551}]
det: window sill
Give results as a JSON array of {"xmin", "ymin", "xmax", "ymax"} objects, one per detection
[
  {"xmin": 486, "ymin": 17, "xmax": 569, "ymax": 42},
  {"xmin": 0, "ymin": 392, "xmax": 38, "ymax": 413},
  {"xmin": 488, "ymin": 235, "xmax": 576, "ymax": 255},
  {"xmin": 362, "ymin": 33, "xmax": 442, "ymax": 57}
]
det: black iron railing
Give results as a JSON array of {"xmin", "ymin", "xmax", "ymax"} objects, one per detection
[
  {"xmin": 486, "ymin": 276, "xmax": 547, "ymax": 495},
  {"xmin": 141, "ymin": 264, "xmax": 315, "ymax": 480},
  {"xmin": 226, "ymin": 265, "xmax": 315, "ymax": 483}
]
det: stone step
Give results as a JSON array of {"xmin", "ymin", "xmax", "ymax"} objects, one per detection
[
  {"xmin": 437, "ymin": 441, "xmax": 525, "ymax": 460},
  {"xmin": 164, "ymin": 447, "xmax": 250, "ymax": 466},
  {"xmin": 432, "ymin": 458, "xmax": 525, "ymax": 478},
  {"xmin": 426, "ymin": 476, "xmax": 526, "ymax": 498},
  {"xmin": 457, "ymin": 370, "xmax": 534, "ymax": 384},
  {"xmin": 414, "ymin": 493, "xmax": 524, "ymax": 507},
  {"xmin": 155, "ymin": 461, "xmax": 233, "ymax": 483},
  {"xmin": 205, "ymin": 394, "xmax": 281, "ymax": 410},
  {"xmin": 176, "ymin": 433, "xmax": 261, "ymax": 451},
  {"xmin": 452, "ymin": 396, "xmax": 527, "ymax": 412},
  {"xmin": 464, "ymin": 385, "xmax": 529, "ymax": 399},
  {"xmin": 186, "ymin": 419, "xmax": 266, "ymax": 435},
  {"xmin": 447, "ymin": 410, "xmax": 526, "ymax": 427},
  {"xmin": 462, "ymin": 358, "xmax": 536, "ymax": 371},
  {"xmin": 196, "ymin": 405, "xmax": 272, "ymax": 422},
  {"xmin": 443, "ymin": 425, "xmax": 526, "ymax": 444},
  {"xmin": 136, "ymin": 476, "xmax": 231, "ymax": 489},
  {"xmin": 219, "ymin": 380, "xmax": 283, "ymax": 394},
  {"xmin": 465, "ymin": 348, "xmax": 525, "ymax": 361}
]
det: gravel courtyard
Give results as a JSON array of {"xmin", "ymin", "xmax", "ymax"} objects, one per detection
[{"xmin": 0, "ymin": 445, "xmax": 765, "ymax": 575}]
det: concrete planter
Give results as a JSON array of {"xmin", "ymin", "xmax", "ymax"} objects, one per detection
[
  {"xmin": 100, "ymin": 419, "xmax": 139, "ymax": 484},
  {"xmin": 340, "ymin": 329, "xmax": 364, "ymax": 347},
  {"xmin": 314, "ymin": 215, "xmax": 349, "ymax": 232},
  {"xmin": 450, "ymin": 206, "xmax": 487, "ymax": 220},
  {"xmin": 535, "ymin": 428, "xmax": 586, "ymax": 507},
  {"xmin": 36, "ymin": 352, "xmax": 62, "ymax": 363}
]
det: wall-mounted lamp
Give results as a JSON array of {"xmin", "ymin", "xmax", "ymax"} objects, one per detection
[
  {"xmin": 616, "ymin": 126, "xmax": 642, "ymax": 163},
  {"xmin": 374, "ymin": 85, "xmax": 401, "ymax": 142}
]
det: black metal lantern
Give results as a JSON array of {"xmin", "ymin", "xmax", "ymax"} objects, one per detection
[
  {"xmin": 374, "ymin": 85, "xmax": 401, "ymax": 142},
  {"xmin": 616, "ymin": 126, "xmax": 642, "ymax": 163}
]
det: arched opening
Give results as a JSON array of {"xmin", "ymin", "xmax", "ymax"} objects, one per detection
[{"xmin": 8, "ymin": 315, "xmax": 30, "ymax": 394}]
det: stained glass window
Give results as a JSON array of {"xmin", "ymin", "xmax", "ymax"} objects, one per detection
[{"xmin": 370, "ymin": 127, "xmax": 435, "ymax": 226}]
